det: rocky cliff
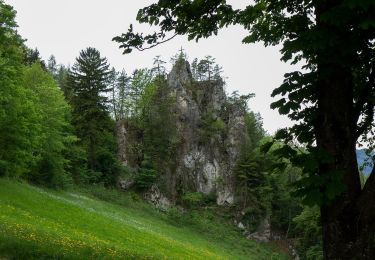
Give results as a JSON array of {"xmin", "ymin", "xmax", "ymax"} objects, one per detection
[{"xmin": 116, "ymin": 59, "xmax": 249, "ymax": 206}]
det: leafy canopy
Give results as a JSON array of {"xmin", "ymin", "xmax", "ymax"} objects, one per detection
[{"xmin": 113, "ymin": 0, "xmax": 375, "ymax": 205}]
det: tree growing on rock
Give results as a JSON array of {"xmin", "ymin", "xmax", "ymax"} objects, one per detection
[
  {"xmin": 112, "ymin": 69, "xmax": 132, "ymax": 120},
  {"xmin": 191, "ymin": 56, "xmax": 223, "ymax": 81},
  {"xmin": 152, "ymin": 55, "xmax": 167, "ymax": 76}
]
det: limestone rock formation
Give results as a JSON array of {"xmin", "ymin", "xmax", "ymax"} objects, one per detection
[
  {"xmin": 116, "ymin": 59, "xmax": 249, "ymax": 206},
  {"xmin": 144, "ymin": 185, "xmax": 172, "ymax": 211}
]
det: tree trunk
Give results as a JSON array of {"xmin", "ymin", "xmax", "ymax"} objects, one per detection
[
  {"xmin": 313, "ymin": 1, "xmax": 375, "ymax": 257},
  {"xmin": 316, "ymin": 68, "xmax": 375, "ymax": 258},
  {"xmin": 321, "ymin": 203, "xmax": 375, "ymax": 259},
  {"xmin": 315, "ymin": 41, "xmax": 374, "ymax": 260}
]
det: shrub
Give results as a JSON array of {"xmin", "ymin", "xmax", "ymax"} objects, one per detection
[
  {"xmin": 293, "ymin": 206, "xmax": 323, "ymax": 259},
  {"xmin": 182, "ymin": 192, "xmax": 205, "ymax": 207},
  {"xmin": 241, "ymin": 207, "xmax": 266, "ymax": 232},
  {"xmin": 134, "ymin": 166, "xmax": 158, "ymax": 190},
  {"xmin": 198, "ymin": 112, "xmax": 226, "ymax": 142}
]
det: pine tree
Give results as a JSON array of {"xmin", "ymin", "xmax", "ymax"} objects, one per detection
[
  {"xmin": 47, "ymin": 55, "xmax": 57, "ymax": 76},
  {"xmin": 23, "ymin": 47, "xmax": 46, "ymax": 69},
  {"xmin": 152, "ymin": 55, "xmax": 166, "ymax": 76},
  {"xmin": 170, "ymin": 48, "xmax": 187, "ymax": 64},
  {"xmin": 108, "ymin": 68, "xmax": 119, "ymax": 120},
  {"xmin": 191, "ymin": 58, "xmax": 199, "ymax": 80},
  {"xmin": 69, "ymin": 47, "xmax": 119, "ymax": 184},
  {"xmin": 115, "ymin": 70, "xmax": 132, "ymax": 120},
  {"xmin": 56, "ymin": 65, "xmax": 71, "ymax": 99},
  {"xmin": 191, "ymin": 56, "xmax": 223, "ymax": 81},
  {"xmin": 213, "ymin": 64, "xmax": 223, "ymax": 81}
]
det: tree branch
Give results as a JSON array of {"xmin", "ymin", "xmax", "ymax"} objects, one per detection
[{"xmin": 134, "ymin": 33, "xmax": 178, "ymax": 52}]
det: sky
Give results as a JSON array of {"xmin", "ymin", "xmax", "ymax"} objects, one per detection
[{"xmin": 7, "ymin": 0, "xmax": 298, "ymax": 134}]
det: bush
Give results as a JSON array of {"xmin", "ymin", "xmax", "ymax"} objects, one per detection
[
  {"xmin": 198, "ymin": 112, "xmax": 226, "ymax": 142},
  {"xmin": 181, "ymin": 192, "xmax": 217, "ymax": 208},
  {"xmin": 182, "ymin": 192, "xmax": 205, "ymax": 207},
  {"xmin": 167, "ymin": 207, "xmax": 184, "ymax": 221},
  {"xmin": 134, "ymin": 167, "xmax": 157, "ymax": 190},
  {"xmin": 241, "ymin": 207, "xmax": 266, "ymax": 232},
  {"xmin": 28, "ymin": 152, "xmax": 73, "ymax": 189},
  {"xmin": 293, "ymin": 206, "xmax": 323, "ymax": 259}
]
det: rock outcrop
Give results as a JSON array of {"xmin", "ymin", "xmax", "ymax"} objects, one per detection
[
  {"xmin": 143, "ymin": 185, "xmax": 173, "ymax": 211},
  {"xmin": 116, "ymin": 59, "xmax": 249, "ymax": 206},
  {"xmin": 246, "ymin": 218, "xmax": 271, "ymax": 242}
]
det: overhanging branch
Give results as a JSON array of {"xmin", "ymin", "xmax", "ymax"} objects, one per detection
[{"xmin": 134, "ymin": 33, "xmax": 178, "ymax": 52}]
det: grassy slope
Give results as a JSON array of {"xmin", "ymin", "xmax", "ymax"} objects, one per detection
[{"xmin": 0, "ymin": 179, "xmax": 288, "ymax": 259}]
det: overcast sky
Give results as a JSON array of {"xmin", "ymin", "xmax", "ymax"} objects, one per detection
[{"xmin": 7, "ymin": 0, "xmax": 298, "ymax": 134}]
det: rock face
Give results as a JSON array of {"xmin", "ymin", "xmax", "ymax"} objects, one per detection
[
  {"xmin": 116, "ymin": 120, "xmax": 128, "ymax": 166},
  {"xmin": 143, "ymin": 185, "xmax": 172, "ymax": 211},
  {"xmin": 116, "ymin": 60, "xmax": 248, "ymax": 206},
  {"xmin": 246, "ymin": 218, "xmax": 271, "ymax": 242}
]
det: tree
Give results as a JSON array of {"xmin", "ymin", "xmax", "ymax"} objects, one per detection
[
  {"xmin": 23, "ymin": 47, "xmax": 46, "ymax": 69},
  {"xmin": 68, "ymin": 47, "xmax": 120, "ymax": 184},
  {"xmin": 152, "ymin": 55, "xmax": 167, "ymax": 76},
  {"xmin": 212, "ymin": 64, "xmax": 223, "ymax": 81},
  {"xmin": 137, "ymin": 76, "xmax": 178, "ymax": 192},
  {"xmin": 23, "ymin": 63, "xmax": 75, "ymax": 188},
  {"xmin": 191, "ymin": 58, "xmax": 199, "ymax": 80},
  {"xmin": 47, "ymin": 55, "xmax": 57, "ymax": 76},
  {"xmin": 113, "ymin": 1, "xmax": 375, "ymax": 258},
  {"xmin": 170, "ymin": 48, "xmax": 187, "ymax": 64},
  {"xmin": 0, "ymin": 1, "xmax": 76, "ymax": 188},
  {"xmin": 108, "ymin": 68, "xmax": 119, "ymax": 120},
  {"xmin": 130, "ymin": 68, "xmax": 153, "ymax": 117},
  {"xmin": 115, "ymin": 70, "xmax": 132, "ymax": 120},
  {"xmin": 55, "ymin": 65, "xmax": 72, "ymax": 99},
  {"xmin": 0, "ymin": 0, "xmax": 40, "ymax": 177},
  {"xmin": 191, "ymin": 56, "xmax": 223, "ymax": 81},
  {"xmin": 200, "ymin": 55, "xmax": 215, "ymax": 80}
]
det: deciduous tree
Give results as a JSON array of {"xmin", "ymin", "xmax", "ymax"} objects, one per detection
[{"xmin": 113, "ymin": 0, "xmax": 375, "ymax": 258}]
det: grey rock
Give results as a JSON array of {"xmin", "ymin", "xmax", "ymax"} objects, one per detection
[
  {"xmin": 237, "ymin": 222, "xmax": 246, "ymax": 230},
  {"xmin": 144, "ymin": 185, "xmax": 172, "ymax": 211},
  {"xmin": 116, "ymin": 120, "xmax": 128, "ymax": 166},
  {"xmin": 247, "ymin": 218, "xmax": 271, "ymax": 242},
  {"xmin": 117, "ymin": 177, "xmax": 134, "ymax": 191},
  {"xmin": 116, "ymin": 59, "xmax": 248, "ymax": 206}
]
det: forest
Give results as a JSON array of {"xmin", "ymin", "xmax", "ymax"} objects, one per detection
[{"xmin": 0, "ymin": 0, "xmax": 374, "ymax": 259}]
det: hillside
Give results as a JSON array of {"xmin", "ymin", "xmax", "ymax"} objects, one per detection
[{"xmin": 0, "ymin": 179, "xmax": 288, "ymax": 259}]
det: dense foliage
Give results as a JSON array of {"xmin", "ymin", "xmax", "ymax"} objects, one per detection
[
  {"xmin": 114, "ymin": 0, "xmax": 375, "ymax": 258},
  {"xmin": 3, "ymin": 0, "xmax": 374, "ymax": 258},
  {"xmin": 0, "ymin": 2, "xmax": 122, "ymax": 187},
  {"xmin": 0, "ymin": 1, "xmax": 74, "ymax": 188},
  {"xmin": 23, "ymin": 64, "xmax": 75, "ymax": 187},
  {"xmin": 67, "ymin": 47, "xmax": 121, "ymax": 185}
]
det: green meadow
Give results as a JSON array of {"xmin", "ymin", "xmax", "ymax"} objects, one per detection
[{"xmin": 0, "ymin": 179, "xmax": 288, "ymax": 259}]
